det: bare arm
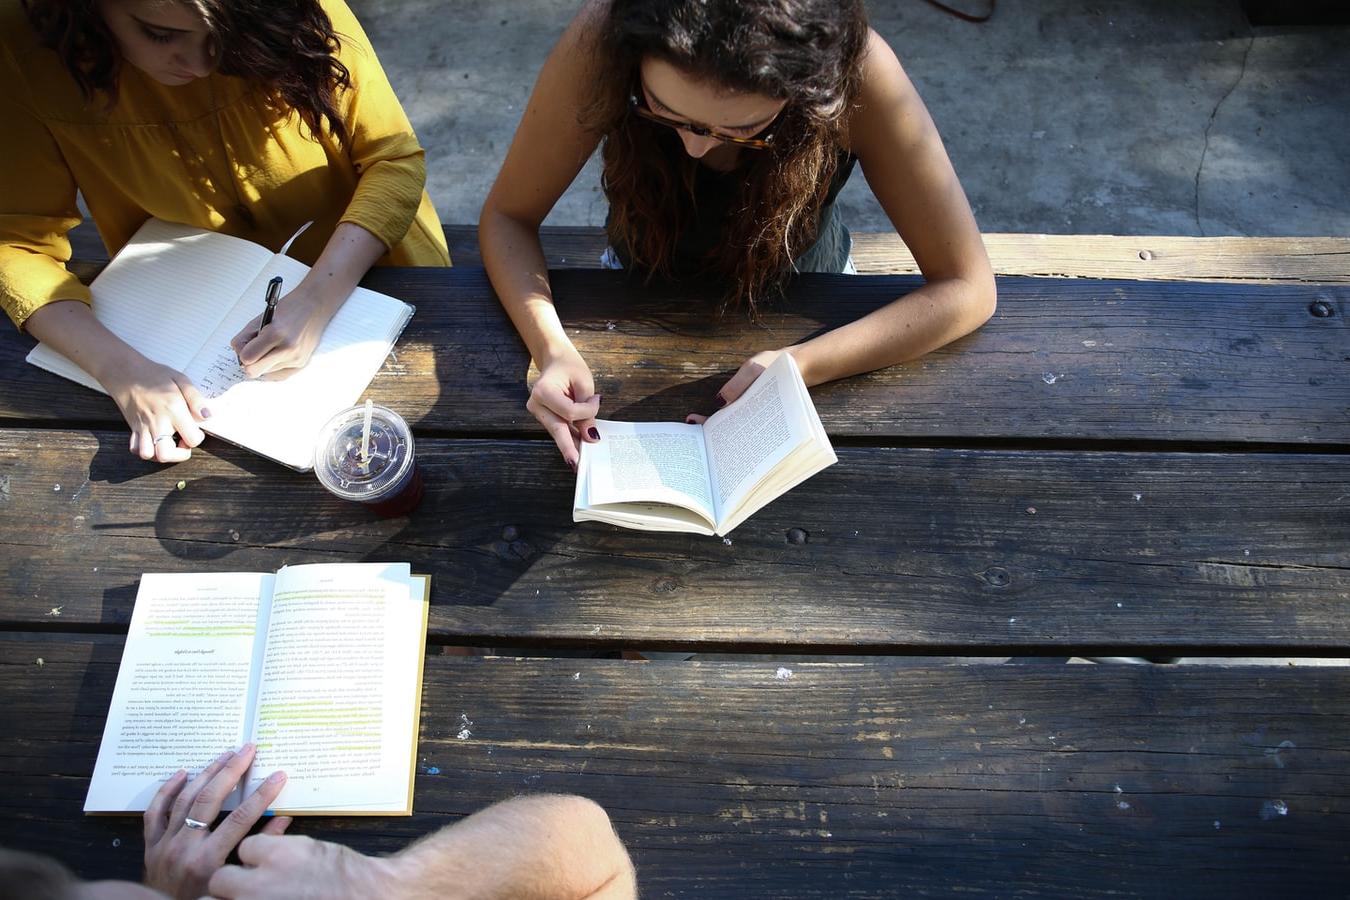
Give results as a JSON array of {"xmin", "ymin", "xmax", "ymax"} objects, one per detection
[
  {"xmin": 479, "ymin": 1, "xmax": 610, "ymax": 468},
  {"xmin": 209, "ymin": 794, "xmax": 637, "ymax": 900},
  {"xmin": 716, "ymin": 31, "xmax": 996, "ymax": 403},
  {"xmin": 386, "ymin": 794, "xmax": 637, "ymax": 900}
]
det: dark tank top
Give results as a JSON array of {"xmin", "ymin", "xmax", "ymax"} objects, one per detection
[{"xmin": 608, "ymin": 149, "xmax": 858, "ymax": 280}]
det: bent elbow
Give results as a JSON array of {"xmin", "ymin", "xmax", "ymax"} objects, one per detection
[
  {"xmin": 970, "ymin": 271, "xmax": 997, "ymax": 329},
  {"xmin": 536, "ymin": 794, "xmax": 636, "ymax": 899}
]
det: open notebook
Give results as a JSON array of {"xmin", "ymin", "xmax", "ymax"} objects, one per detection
[{"xmin": 26, "ymin": 219, "xmax": 415, "ymax": 470}]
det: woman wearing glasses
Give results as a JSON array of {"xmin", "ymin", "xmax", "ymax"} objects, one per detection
[{"xmin": 480, "ymin": 0, "xmax": 996, "ymax": 469}]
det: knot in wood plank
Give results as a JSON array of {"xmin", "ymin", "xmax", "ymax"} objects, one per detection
[{"xmin": 978, "ymin": 566, "xmax": 1011, "ymax": 588}]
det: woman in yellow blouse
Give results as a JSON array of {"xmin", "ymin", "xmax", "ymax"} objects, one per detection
[{"xmin": 0, "ymin": 0, "xmax": 449, "ymax": 463}]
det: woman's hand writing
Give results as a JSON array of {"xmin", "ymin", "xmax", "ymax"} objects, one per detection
[{"xmin": 230, "ymin": 278, "xmax": 339, "ymax": 379}]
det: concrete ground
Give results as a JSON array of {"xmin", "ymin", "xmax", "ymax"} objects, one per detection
[{"xmin": 351, "ymin": 0, "xmax": 1350, "ymax": 237}]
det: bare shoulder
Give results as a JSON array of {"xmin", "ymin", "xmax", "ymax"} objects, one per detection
[
  {"xmin": 842, "ymin": 28, "xmax": 930, "ymax": 155},
  {"xmin": 559, "ymin": 0, "xmax": 612, "ymax": 66}
]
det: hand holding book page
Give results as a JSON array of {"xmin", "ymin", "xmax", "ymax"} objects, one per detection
[
  {"xmin": 25, "ymin": 219, "xmax": 414, "ymax": 470},
  {"xmin": 574, "ymin": 351, "xmax": 837, "ymax": 536},
  {"xmin": 84, "ymin": 563, "xmax": 428, "ymax": 816}
]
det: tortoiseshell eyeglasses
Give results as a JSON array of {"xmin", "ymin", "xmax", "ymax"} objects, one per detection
[{"xmin": 627, "ymin": 92, "xmax": 777, "ymax": 150}]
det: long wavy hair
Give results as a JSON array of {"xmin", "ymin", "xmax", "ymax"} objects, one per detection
[
  {"xmin": 584, "ymin": 0, "xmax": 868, "ymax": 314},
  {"xmin": 22, "ymin": 0, "xmax": 352, "ymax": 146}
]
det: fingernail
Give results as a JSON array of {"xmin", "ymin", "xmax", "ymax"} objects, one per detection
[
  {"xmin": 715, "ymin": 393, "xmax": 727, "ymax": 408},
  {"xmin": 587, "ymin": 427, "xmax": 600, "ymax": 441},
  {"xmin": 266, "ymin": 771, "xmax": 286, "ymax": 784},
  {"xmin": 240, "ymin": 742, "xmax": 255, "ymax": 753},
  {"xmin": 217, "ymin": 750, "xmax": 235, "ymax": 763},
  {"xmin": 200, "ymin": 408, "xmax": 212, "ymax": 419},
  {"xmin": 685, "ymin": 416, "xmax": 696, "ymax": 425},
  {"xmin": 568, "ymin": 458, "xmax": 577, "ymax": 472},
  {"xmin": 594, "ymin": 394, "xmax": 603, "ymax": 403}
]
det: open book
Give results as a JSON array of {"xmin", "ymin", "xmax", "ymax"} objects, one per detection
[
  {"xmin": 84, "ymin": 563, "xmax": 429, "ymax": 816},
  {"xmin": 574, "ymin": 352, "xmax": 837, "ymax": 536},
  {"xmin": 26, "ymin": 219, "xmax": 415, "ymax": 470}
]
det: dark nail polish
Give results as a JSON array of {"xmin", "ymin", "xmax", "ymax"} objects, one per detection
[
  {"xmin": 715, "ymin": 393, "xmax": 727, "ymax": 408},
  {"xmin": 587, "ymin": 427, "xmax": 600, "ymax": 441},
  {"xmin": 568, "ymin": 458, "xmax": 578, "ymax": 472},
  {"xmin": 200, "ymin": 408, "xmax": 212, "ymax": 419},
  {"xmin": 685, "ymin": 416, "xmax": 695, "ymax": 424}
]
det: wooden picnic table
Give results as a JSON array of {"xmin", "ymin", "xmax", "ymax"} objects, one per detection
[{"xmin": 1, "ymin": 228, "xmax": 1347, "ymax": 896}]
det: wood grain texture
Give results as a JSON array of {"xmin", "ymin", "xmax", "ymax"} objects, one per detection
[
  {"xmin": 2, "ymin": 637, "xmax": 1346, "ymax": 898},
  {"xmin": 853, "ymin": 233, "xmax": 1350, "ymax": 283},
  {"xmin": 1, "ymin": 267, "xmax": 1347, "ymax": 444},
  {"xmin": 440, "ymin": 226, "xmax": 1350, "ymax": 283},
  {"xmin": 3, "ymin": 429, "xmax": 1346, "ymax": 653},
  {"xmin": 72, "ymin": 221, "xmax": 1350, "ymax": 282}
]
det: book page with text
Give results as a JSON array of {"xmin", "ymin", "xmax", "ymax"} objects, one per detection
[
  {"xmin": 182, "ymin": 255, "xmax": 413, "ymax": 470},
  {"xmin": 84, "ymin": 573, "xmax": 272, "ymax": 813},
  {"xmin": 580, "ymin": 420, "xmax": 716, "ymax": 525},
  {"xmin": 702, "ymin": 352, "xmax": 814, "ymax": 524},
  {"xmin": 243, "ymin": 563, "xmax": 422, "ymax": 813},
  {"xmin": 27, "ymin": 220, "xmax": 273, "ymax": 390}
]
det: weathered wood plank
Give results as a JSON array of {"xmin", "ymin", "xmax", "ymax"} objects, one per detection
[
  {"xmin": 1, "ymin": 636, "xmax": 1346, "ymax": 897},
  {"xmin": 441, "ymin": 226, "xmax": 1350, "ymax": 283},
  {"xmin": 1, "ymin": 268, "xmax": 1347, "ymax": 444},
  {"xmin": 70, "ymin": 221, "xmax": 1350, "ymax": 282},
  {"xmin": 2, "ymin": 429, "xmax": 1346, "ymax": 653},
  {"xmin": 878, "ymin": 233, "xmax": 1350, "ymax": 284}
]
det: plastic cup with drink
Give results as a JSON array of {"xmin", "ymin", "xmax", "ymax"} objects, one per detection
[{"xmin": 313, "ymin": 402, "xmax": 424, "ymax": 517}]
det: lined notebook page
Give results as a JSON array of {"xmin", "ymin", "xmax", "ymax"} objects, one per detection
[
  {"xmin": 184, "ymin": 254, "xmax": 413, "ymax": 470},
  {"xmin": 26, "ymin": 220, "xmax": 272, "ymax": 388}
]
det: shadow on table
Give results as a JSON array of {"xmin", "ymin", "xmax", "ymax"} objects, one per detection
[{"xmin": 92, "ymin": 269, "xmax": 904, "ymax": 643}]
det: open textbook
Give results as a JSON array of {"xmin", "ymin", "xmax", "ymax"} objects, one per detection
[
  {"xmin": 574, "ymin": 352, "xmax": 837, "ymax": 536},
  {"xmin": 84, "ymin": 563, "xmax": 429, "ymax": 816},
  {"xmin": 26, "ymin": 219, "xmax": 414, "ymax": 470}
]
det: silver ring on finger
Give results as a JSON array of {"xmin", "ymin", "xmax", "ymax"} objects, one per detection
[{"xmin": 183, "ymin": 817, "xmax": 211, "ymax": 831}]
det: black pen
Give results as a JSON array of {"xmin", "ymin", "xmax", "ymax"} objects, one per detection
[{"xmin": 260, "ymin": 276, "xmax": 283, "ymax": 330}]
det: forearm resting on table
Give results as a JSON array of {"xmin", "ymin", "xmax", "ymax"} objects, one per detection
[
  {"xmin": 479, "ymin": 210, "xmax": 576, "ymax": 366},
  {"xmin": 791, "ymin": 274, "xmax": 996, "ymax": 386},
  {"xmin": 24, "ymin": 298, "xmax": 138, "ymax": 383},
  {"xmin": 383, "ymin": 794, "xmax": 636, "ymax": 900}
]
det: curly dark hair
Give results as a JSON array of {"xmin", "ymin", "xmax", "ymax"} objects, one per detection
[
  {"xmin": 22, "ymin": 0, "xmax": 352, "ymax": 146},
  {"xmin": 583, "ymin": 0, "xmax": 869, "ymax": 314}
]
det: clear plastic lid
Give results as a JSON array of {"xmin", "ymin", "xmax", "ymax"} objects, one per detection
[{"xmin": 313, "ymin": 405, "xmax": 415, "ymax": 501}]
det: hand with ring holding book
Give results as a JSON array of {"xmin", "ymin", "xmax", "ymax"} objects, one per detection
[{"xmin": 142, "ymin": 743, "xmax": 289, "ymax": 900}]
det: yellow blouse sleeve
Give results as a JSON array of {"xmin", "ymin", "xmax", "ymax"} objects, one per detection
[
  {"xmin": 0, "ymin": 44, "xmax": 90, "ymax": 331},
  {"xmin": 325, "ymin": 0, "xmax": 429, "ymax": 251}
]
